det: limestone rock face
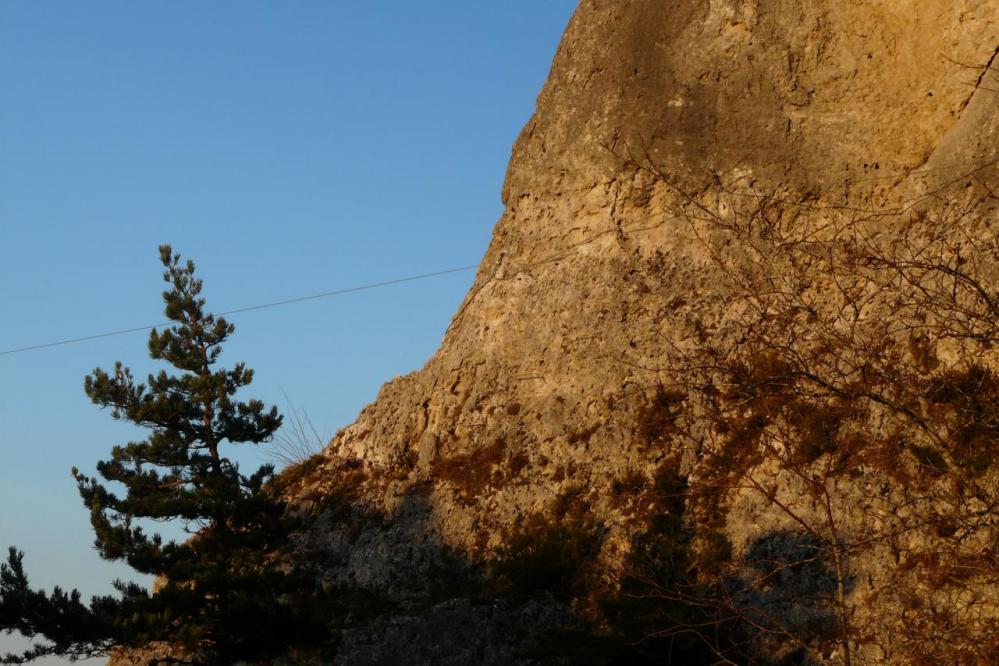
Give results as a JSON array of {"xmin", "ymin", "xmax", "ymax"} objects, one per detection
[
  {"xmin": 504, "ymin": 0, "xmax": 998, "ymax": 201},
  {"xmin": 304, "ymin": 1, "xmax": 999, "ymax": 663}
]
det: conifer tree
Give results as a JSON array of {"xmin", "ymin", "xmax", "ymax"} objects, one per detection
[{"xmin": 1, "ymin": 246, "xmax": 331, "ymax": 664}]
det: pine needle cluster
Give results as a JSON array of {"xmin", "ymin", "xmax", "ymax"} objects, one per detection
[{"xmin": 1, "ymin": 246, "xmax": 333, "ymax": 664}]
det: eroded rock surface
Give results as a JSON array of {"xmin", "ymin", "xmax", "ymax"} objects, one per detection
[{"xmin": 298, "ymin": 2, "xmax": 999, "ymax": 663}]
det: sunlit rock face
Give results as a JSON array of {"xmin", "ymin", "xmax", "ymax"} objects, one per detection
[
  {"xmin": 504, "ymin": 0, "xmax": 998, "ymax": 203},
  {"xmin": 296, "ymin": 2, "xmax": 999, "ymax": 664}
]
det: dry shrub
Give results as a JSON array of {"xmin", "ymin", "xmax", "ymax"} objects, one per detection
[
  {"xmin": 508, "ymin": 451, "xmax": 530, "ymax": 477},
  {"xmin": 608, "ymin": 143, "xmax": 999, "ymax": 662},
  {"xmin": 636, "ymin": 385, "xmax": 685, "ymax": 446},
  {"xmin": 925, "ymin": 364, "xmax": 999, "ymax": 476},
  {"xmin": 610, "ymin": 470, "xmax": 647, "ymax": 508},
  {"xmin": 434, "ymin": 438, "xmax": 507, "ymax": 501},
  {"xmin": 270, "ymin": 453, "xmax": 326, "ymax": 497},
  {"xmin": 493, "ymin": 487, "xmax": 602, "ymax": 600}
]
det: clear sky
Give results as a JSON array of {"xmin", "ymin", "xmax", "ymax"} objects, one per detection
[{"xmin": 0, "ymin": 2, "xmax": 577, "ymax": 661}]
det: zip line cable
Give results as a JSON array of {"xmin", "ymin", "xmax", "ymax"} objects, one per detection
[{"xmin": 0, "ymin": 264, "xmax": 478, "ymax": 357}]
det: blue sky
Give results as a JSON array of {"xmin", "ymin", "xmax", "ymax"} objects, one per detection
[{"xmin": 0, "ymin": 2, "xmax": 576, "ymax": 661}]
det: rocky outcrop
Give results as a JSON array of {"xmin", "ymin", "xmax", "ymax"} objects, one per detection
[{"xmin": 301, "ymin": 2, "xmax": 999, "ymax": 663}]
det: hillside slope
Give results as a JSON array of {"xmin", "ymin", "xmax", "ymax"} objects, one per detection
[{"xmin": 295, "ymin": 2, "xmax": 999, "ymax": 663}]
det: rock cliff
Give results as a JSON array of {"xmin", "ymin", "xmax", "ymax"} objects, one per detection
[{"xmin": 295, "ymin": 2, "xmax": 999, "ymax": 663}]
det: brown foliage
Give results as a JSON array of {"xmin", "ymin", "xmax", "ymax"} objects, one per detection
[
  {"xmin": 435, "ymin": 438, "xmax": 529, "ymax": 502},
  {"xmin": 493, "ymin": 487, "xmax": 602, "ymax": 600},
  {"xmin": 611, "ymin": 144, "xmax": 999, "ymax": 663},
  {"xmin": 636, "ymin": 385, "xmax": 685, "ymax": 446}
]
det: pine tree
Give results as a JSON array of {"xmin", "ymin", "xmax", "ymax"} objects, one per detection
[{"xmin": 1, "ymin": 246, "xmax": 332, "ymax": 664}]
